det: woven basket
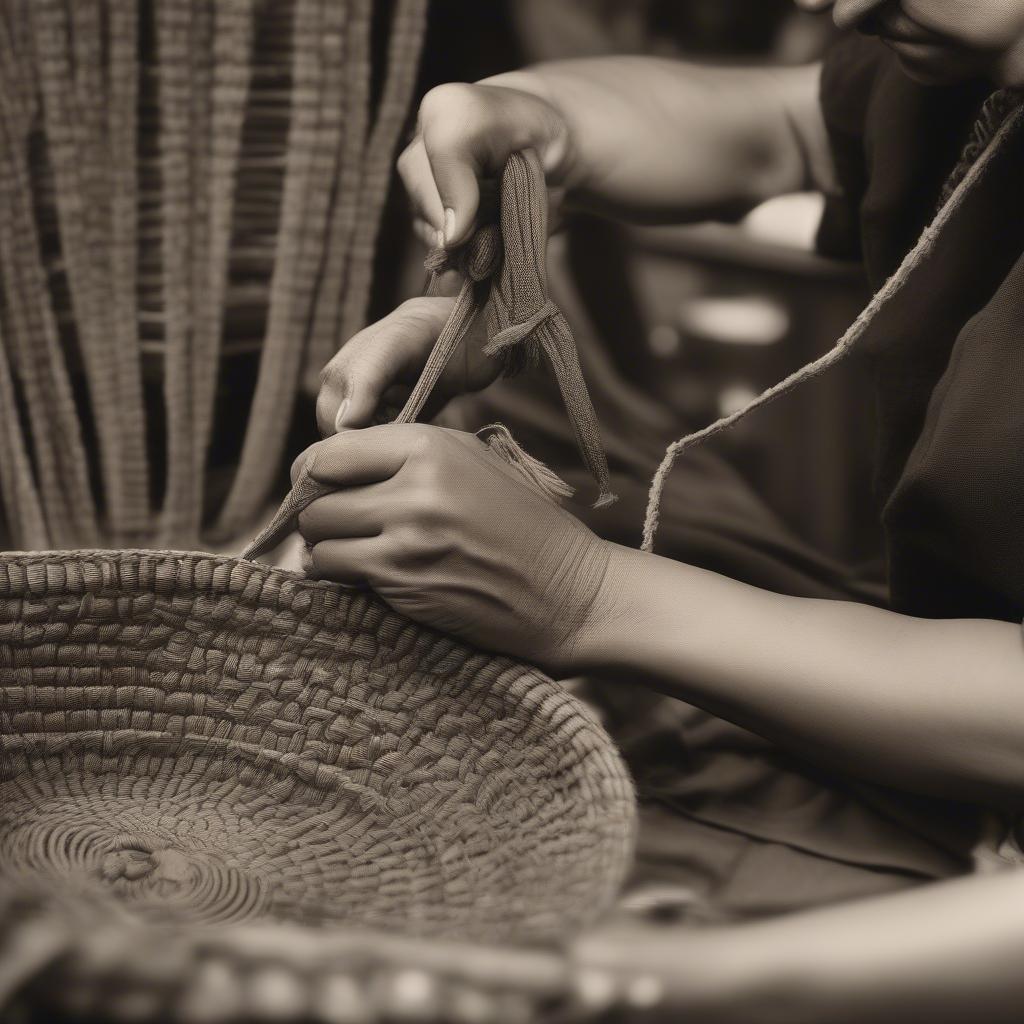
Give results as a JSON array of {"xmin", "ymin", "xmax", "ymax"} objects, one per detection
[{"xmin": 0, "ymin": 550, "xmax": 635, "ymax": 1019}]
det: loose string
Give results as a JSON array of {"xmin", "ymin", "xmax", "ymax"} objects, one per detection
[{"xmin": 641, "ymin": 91, "xmax": 1024, "ymax": 553}]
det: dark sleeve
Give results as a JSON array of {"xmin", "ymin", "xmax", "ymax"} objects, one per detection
[{"xmin": 815, "ymin": 32, "xmax": 887, "ymax": 262}]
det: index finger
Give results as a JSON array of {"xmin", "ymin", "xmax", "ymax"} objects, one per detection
[{"xmin": 306, "ymin": 424, "xmax": 424, "ymax": 488}]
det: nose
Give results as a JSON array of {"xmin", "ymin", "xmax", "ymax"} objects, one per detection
[
  {"xmin": 829, "ymin": 0, "xmax": 890, "ymax": 30},
  {"xmin": 792, "ymin": 0, "xmax": 891, "ymax": 30}
]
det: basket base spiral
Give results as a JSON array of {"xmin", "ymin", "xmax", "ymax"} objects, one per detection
[{"xmin": 0, "ymin": 551, "xmax": 636, "ymax": 947}]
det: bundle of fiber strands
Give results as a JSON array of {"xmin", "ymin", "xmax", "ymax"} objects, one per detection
[
  {"xmin": 246, "ymin": 149, "xmax": 617, "ymax": 562},
  {"xmin": 0, "ymin": 549, "xmax": 636, "ymax": 1021},
  {"xmin": 0, "ymin": 0, "xmax": 426, "ymax": 554}
]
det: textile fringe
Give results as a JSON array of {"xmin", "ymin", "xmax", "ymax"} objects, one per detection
[
  {"xmin": 0, "ymin": 6, "xmax": 99, "ymax": 547},
  {"xmin": 0, "ymin": 0, "xmax": 428, "ymax": 551},
  {"xmin": 477, "ymin": 423, "xmax": 576, "ymax": 503}
]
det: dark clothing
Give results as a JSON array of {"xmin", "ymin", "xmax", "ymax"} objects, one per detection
[
  {"xmin": 448, "ymin": 35, "xmax": 1024, "ymax": 921},
  {"xmin": 818, "ymin": 33, "xmax": 1024, "ymax": 621}
]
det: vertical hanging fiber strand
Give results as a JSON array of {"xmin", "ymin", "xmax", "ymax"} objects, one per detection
[
  {"xmin": 31, "ymin": 0, "xmax": 128, "ymax": 542},
  {"xmin": 337, "ymin": 0, "xmax": 429, "ymax": 345},
  {"xmin": 183, "ymin": 0, "xmax": 214, "ymax": 541},
  {"xmin": 0, "ymin": 322, "xmax": 47, "ymax": 551},
  {"xmin": 156, "ymin": 0, "xmax": 200, "ymax": 546},
  {"xmin": 640, "ymin": 97, "xmax": 1024, "ymax": 552},
  {"xmin": 303, "ymin": 0, "xmax": 371, "ymax": 392},
  {"xmin": 0, "ymin": 12, "xmax": 99, "ymax": 546},
  {"xmin": 212, "ymin": 0, "xmax": 329, "ymax": 541},
  {"xmin": 191, "ymin": 0, "xmax": 255, "ymax": 519},
  {"xmin": 69, "ymin": 0, "xmax": 139, "ymax": 537},
  {"xmin": 106, "ymin": 0, "xmax": 151, "ymax": 542}
]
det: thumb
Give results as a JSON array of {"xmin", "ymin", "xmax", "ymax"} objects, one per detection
[
  {"xmin": 316, "ymin": 298, "xmax": 457, "ymax": 436},
  {"xmin": 316, "ymin": 350, "xmax": 395, "ymax": 436},
  {"xmin": 425, "ymin": 146, "xmax": 481, "ymax": 247}
]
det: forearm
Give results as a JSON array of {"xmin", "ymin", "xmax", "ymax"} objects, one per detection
[
  {"xmin": 578, "ymin": 870, "xmax": 1024, "ymax": 1023},
  {"xmin": 575, "ymin": 544, "xmax": 1024, "ymax": 806},
  {"xmin": 483, "ymin": 57, "xmax": 829, "ymax": 223}
]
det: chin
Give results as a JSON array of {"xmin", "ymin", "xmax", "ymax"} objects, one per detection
[
  {"xmin": 885, "ymin": 44, "xmax": 985, "ymax": 87},
  {"xmin": 894, "ymin": 58, "xmax": 971, "ymax": 85}
]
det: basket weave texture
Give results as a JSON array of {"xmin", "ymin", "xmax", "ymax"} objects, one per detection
[{"xmin": 0, "ymin": 550, "xmax": 635, "ymax": 949}]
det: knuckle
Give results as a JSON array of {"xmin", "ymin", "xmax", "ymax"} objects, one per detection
[
  {"xmin": 314, "ymin": 393, "xmax": 336, "ymax": 435},
  {"xmin": 406, "ymin": 424, "xmax": 438, "ymax": 459},
  {"xmin": 420, "ymin": 82, "xmax": 475, "ymax": 119},
  {"xmin": 421, "ymin": 85, "xmax": 484, "ymax": 149},
  {"xmin": 408, "ymin": 483, "xmax": 443, "ymax": 524},
  {"xmin": 318, "ymin": 352, "xmax": 345, "ymax": 388}
]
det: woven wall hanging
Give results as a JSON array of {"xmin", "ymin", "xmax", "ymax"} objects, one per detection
[{"xmin": 0, "ymin": 0, "xmax": 428, "ymax": 553}]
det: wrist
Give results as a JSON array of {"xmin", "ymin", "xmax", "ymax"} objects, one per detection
[
  {"xmin": 561, "ymin": 541, "xmax": 655, "ymax": 676},
  {"xmin": 559, "ymin": 542, "xmax": 782, "ymax": 701}
]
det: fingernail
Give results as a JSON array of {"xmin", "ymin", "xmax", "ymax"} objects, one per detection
[
  {"xmin": 334, "ymin": 398, "xmax": 350, "ymax": 432},
  {"xmin": 443, "ymin": 208, "xmax": 455, "ymax": 245},
  {"xmin": 435, "ymin": 227, "xmax": 445, "ymax": 250}
]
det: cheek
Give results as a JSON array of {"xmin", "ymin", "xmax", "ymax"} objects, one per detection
[{"xmin": 903, "ymin": 0, "xmax": 1024, "ymax": 49}]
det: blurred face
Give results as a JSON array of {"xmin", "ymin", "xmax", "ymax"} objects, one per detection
[{"xmin": 794, "ymin": 1, "xmax": 1024, "ymax": 84}]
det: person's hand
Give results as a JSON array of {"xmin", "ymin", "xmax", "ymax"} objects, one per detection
[
  {"xmin": 315, "ymin": 297, "xmax": 502, "ymax": 435},
  {"xmin": 291, "ymin": 423, "xmax": 613, "ymax": 674},
  {"xmin": 400, "ymin": 78, "xmax": 575, "ymax": 249}
]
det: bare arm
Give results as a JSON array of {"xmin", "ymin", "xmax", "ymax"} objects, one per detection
[
  {"xmin": 578, "ymin": 868, "xmax": 1024, "ymax": 1023},
  {"xmin": 574, "ymin": 544, "xmax": 1024, "ymax": 808},
  {"xmin": 488, "ymin": 57, "xmax": 836, "ymax": 223},
  {"xmin": 403, "ymin": 57, "xmax": 835, "ymax": 244}
]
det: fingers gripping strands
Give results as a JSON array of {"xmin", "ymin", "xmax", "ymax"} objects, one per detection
[
  {"xmin": 641, "ymin": 90, "xmax": 1024, "ymax": 553},
  {"xmin": 244, "ymin": 150, "xmax": 615, "ymax": 561},
  {"xmin": 398, "ymin": 149, "xmax": 616, "ymax": 510}
]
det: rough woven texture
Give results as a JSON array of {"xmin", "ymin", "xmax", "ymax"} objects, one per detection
[
  {"xmin": 0, "ymin": 550, "xmax": 635, "ymax": 1016},
  {"xmin": 0, "ymin": 0, "xmax": 427, "ymax": 552},
  {"xmin": 0, "ymin": 549, "xmax": 634, "ymax": 938}
]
